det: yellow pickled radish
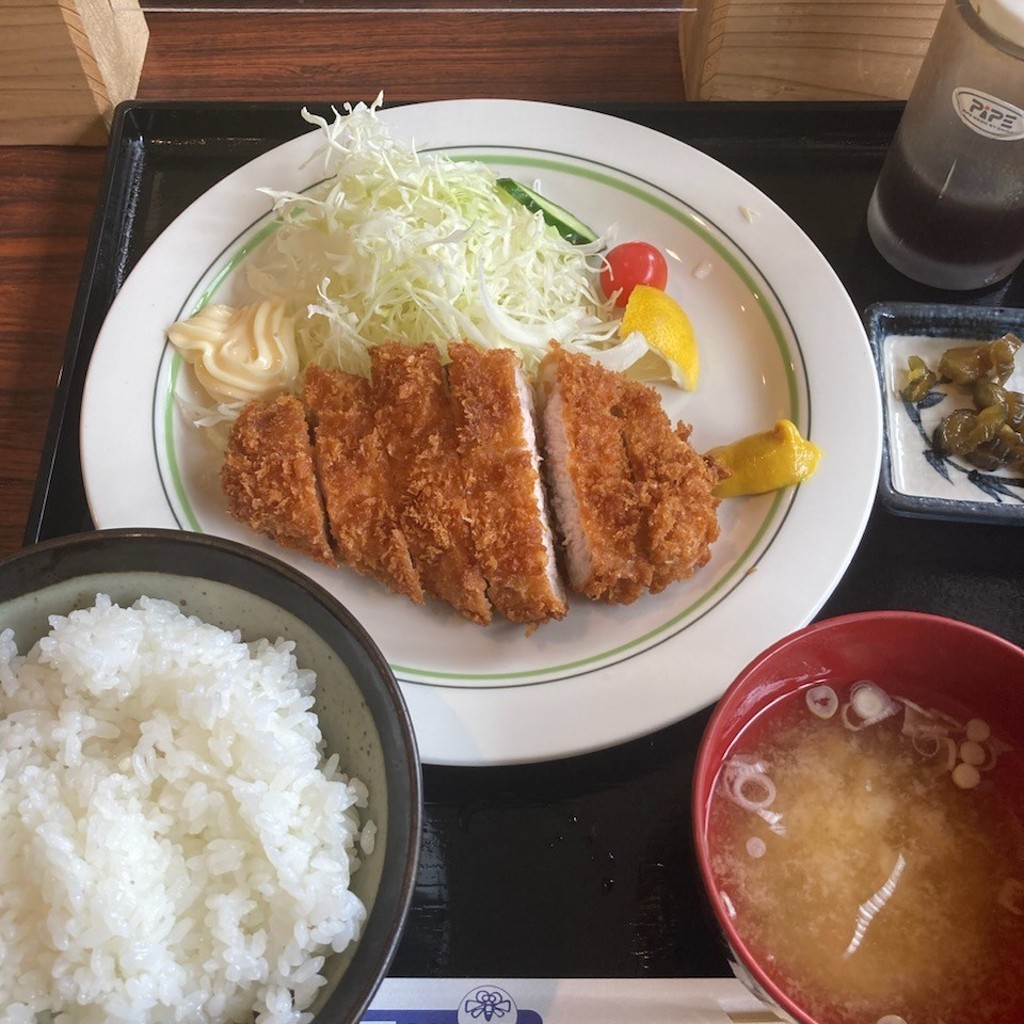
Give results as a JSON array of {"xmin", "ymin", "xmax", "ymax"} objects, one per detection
[
  {"xmin": 619, "ymin": 284, "xmax": 699, "ymax": 390},
  {"xmin": 708, "ymin": 419, "xmax": 823, "ymax": 498}
]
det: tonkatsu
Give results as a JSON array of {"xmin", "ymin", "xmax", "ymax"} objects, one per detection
[
  {"xmin": 369, "ymin": 343, "xmax": 491, "ymax": 626},
  {"xmin": 448, "ymin": 341, "xmax": 567, "ymax": 625},
  {"xmin": 536, "ymin": 346, "xmax": 652, "ymax": 604},
  {"xmin": 220, "ymin": 393, "xmax": 335, "ymax": 567},
  {"xmin": 303, "ymin": 365, "xmax": 423, "ymax": 604},
  {"xmin": 220, "ymin": 340, "xmax": 724, "ymax": 626},
  {"xmin": 607, "ymin": 367, "xmax": 726, "ymax": 592}
]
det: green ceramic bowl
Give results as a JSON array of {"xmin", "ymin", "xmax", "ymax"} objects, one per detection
[{"xmin": 0, "ymin": 528, "xmax": 422, "ymax": 1023}]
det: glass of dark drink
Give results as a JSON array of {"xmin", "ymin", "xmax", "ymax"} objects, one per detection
[{"xmin": 867, "ymin": 0, "xmax": 1024, "ymax": 290}]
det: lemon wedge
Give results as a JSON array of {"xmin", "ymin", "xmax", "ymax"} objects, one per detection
[
  {"xmin": 707, "ymin": 419, "xmax": 823, "ymax": 498},
  {"xmin": 619, "ymin": 284, "xmax": 699, "ymax": 390}
]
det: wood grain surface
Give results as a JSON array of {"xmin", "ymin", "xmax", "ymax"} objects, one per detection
[
  {"xmin": 137, "ymin": 11, "xmax": 687, "ymax": 104},
  {"xmin": 0, "ymin": 7, "xmax": 684, "ymax": 559},
  {"xmin": 678, "ymin": 0, "xmax": 942, "ymax": 100}
]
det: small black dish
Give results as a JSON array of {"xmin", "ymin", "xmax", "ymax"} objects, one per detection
[{"xmin": 863, "ymin": 301, "xmax": 1024, "ymax": 525}]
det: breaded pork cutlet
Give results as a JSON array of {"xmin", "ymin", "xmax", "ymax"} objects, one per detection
[
  {"xmin": 536, "ymin": 347, "xmax": 653, "ymax": 604},
  {"xmin": 371, "ymin": 343, "xmax": 491, "ymax": 625},
  {"xmin": 221, "ymin": 393, "xmax": 335, "ymax": 566},
  {"xmin": 614, "ymin": 380, "xmax": 726, "ymax": 592},
  {"xmin": 448, "ymin": 342, "xmax": 567, "ymax": 625},
  {"xmin": 303, "ymin": 365, "xmax": 423, "ymax": 604}
]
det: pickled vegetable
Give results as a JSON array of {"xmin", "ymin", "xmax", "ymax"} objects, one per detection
[
  {"xmin": 933, "ymin": 405, "xmax": 1006, "ymax": 457},
  {"xmin": 965, "ymin": 442, "xmax": 1007, "ymax": 472},
  {"xmin": 966, "ymin": 424, "xmax": 1024, "ymax": 471},
  {"xmin": 938, "ymin": 334, "xmax": 1021, "ymax": 387},
  {"xmin": 973, "ymin": 379, "xmax": 1024, "ymax": 432},
  {"xmin": 906, "ymin": 332, "xmax": 1023, "ymax": 473},
  {"xmin": 900, "ymin": 354, "xmax": 939, "ymax": 403}
]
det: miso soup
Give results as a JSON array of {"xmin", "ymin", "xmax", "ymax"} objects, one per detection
[{"xmin": 703, "ymin": 678, "xmax": 1024, "ymax": 1024}]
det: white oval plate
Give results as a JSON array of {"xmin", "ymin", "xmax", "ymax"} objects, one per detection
[{"xmin": 81, "ymin": 99, "xmax": 881, "ymax": 766}]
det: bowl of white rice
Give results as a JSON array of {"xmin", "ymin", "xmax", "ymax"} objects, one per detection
[{"xmin": 0, "ymin": 528, "xmax": 422, "ymax": 1024}]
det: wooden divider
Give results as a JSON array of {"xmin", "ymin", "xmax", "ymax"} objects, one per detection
[
  {"xmin": 1, "ymin": 0, "xmax": 148, "ymax": 145},
  {"xmin": 679, "ymin": 0, "xmax": 943, "ymax": 101}
]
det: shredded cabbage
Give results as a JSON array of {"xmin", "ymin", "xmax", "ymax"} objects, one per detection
[{"xmin": 244, "ymin": 97, "xmax": 623, "ymax": 377}]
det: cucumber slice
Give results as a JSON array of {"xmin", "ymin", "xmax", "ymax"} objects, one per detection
[{"xmin": 496, "ymin": 177, "xmax": 599, "ymax": 246}]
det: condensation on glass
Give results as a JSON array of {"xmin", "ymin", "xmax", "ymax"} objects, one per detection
[{"xmin": 867, "ymin": 0, "xmax": 1024, "ymax": 290}]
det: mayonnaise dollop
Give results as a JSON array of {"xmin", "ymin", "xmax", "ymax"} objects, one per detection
[{"xmin": 167, "ymin": 299, "xmax": 300, "ymax": 405}]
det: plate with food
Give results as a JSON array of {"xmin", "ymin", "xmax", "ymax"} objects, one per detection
[
  {"xmin": 865, "ymin": 301, "xmax": 1024, "ymax": 524},
  {"xmin": 81, "ymin": 98, "xmax": 881, "ymax": 765}
]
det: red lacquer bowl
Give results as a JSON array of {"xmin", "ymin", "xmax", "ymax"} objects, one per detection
[{"xmin": 692, "ymin": 610, "xmax": 1024, "ymax": 1024}]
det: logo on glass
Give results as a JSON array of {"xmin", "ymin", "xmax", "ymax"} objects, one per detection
[{"xmin": 952, "ymin": 87, "xmax": 1024, "ymax": 140}]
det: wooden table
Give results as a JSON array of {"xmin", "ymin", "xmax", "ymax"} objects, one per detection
[{"xmin": 0, "ymin": 6, "xmax": 686, "ymax": 560}]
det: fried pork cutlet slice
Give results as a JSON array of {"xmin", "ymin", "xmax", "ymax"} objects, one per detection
[
  {"xmin": 371, "ymin": 343, "xmax": 491, "ymax": 625},
  {"xmin": 221, "ymin": 393, "xmax": 335, "ymax": 566},
  {"xmin": 536, "ymin": 347, "xmax": 652, "ymax": 604},
  {"xmin": 303, "ymin": 365, "xmax": 423, "ymax": 605},
  {"xmin": 613, "ymin": 380, "xmax": 726, "ymax": 593},
  {"xmin": 447, "ymin": 342, "xmax": 567, "ymax": 625}
]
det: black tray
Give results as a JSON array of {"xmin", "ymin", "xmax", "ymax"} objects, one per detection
[{"xmin": 26, "ymin": 100, "xmax": 1024, "ymax": 980}]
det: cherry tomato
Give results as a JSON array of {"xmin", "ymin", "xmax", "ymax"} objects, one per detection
[{"xmin": 600, "ymin": 241, "xmax": 669, "ymax": 307}]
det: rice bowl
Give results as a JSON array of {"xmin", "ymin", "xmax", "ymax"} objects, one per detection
[{"xmin": 0, "ymin": 530, "xmax": 421, "ymax": 1024}]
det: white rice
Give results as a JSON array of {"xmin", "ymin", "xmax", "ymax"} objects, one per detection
[{"xmin": 0, "ymin": 595, "xmax": 369, "ymax": 1024}]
